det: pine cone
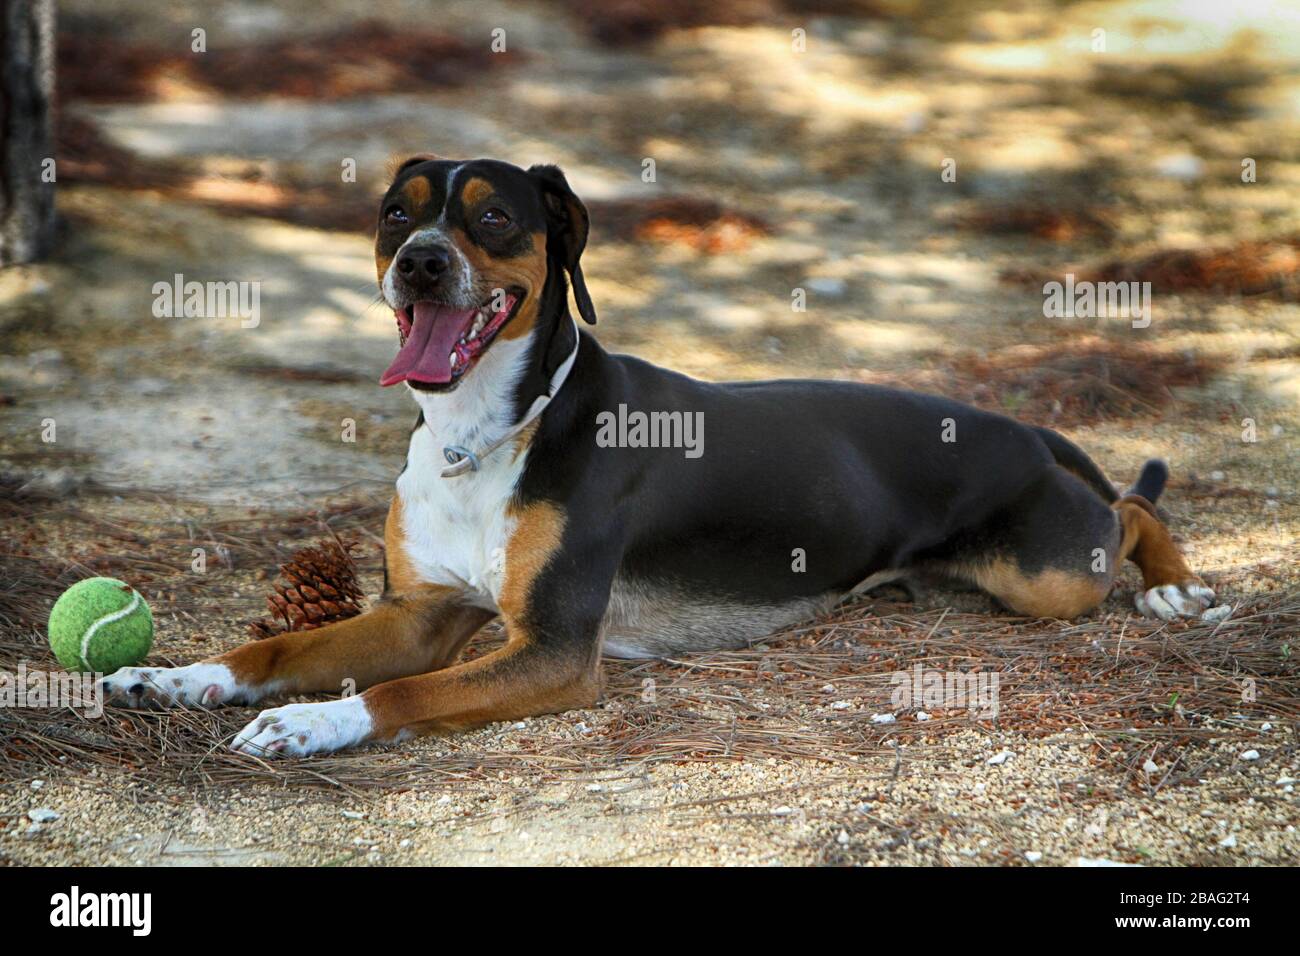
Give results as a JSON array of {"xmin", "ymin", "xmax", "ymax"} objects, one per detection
[{"xmin": 247, "ymin": 537, "xmax": 366, "ymax": 639}]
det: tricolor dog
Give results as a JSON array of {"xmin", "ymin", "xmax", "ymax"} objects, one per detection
[{"xmin": 101, "ymin": 157, "xmax": 1223, "ymax": 755}]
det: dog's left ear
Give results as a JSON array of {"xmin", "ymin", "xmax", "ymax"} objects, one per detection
[
  {"xmin": 529, "ymin": 164, "xmax": 597, "ymax": 325},
  {"xmin": 386, "ymin": 152, "xmax": 441, "ymax": 183}
]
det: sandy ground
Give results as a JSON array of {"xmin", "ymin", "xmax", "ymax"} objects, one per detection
[
  {"xmin": 1, "ymin": 0, "xmax": 1298, "ymax": 864},
  {"xmin": 4, "ymin": 728, "xmax": 1296, "ymax": 866}
]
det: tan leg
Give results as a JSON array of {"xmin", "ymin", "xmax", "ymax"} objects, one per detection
[
  {"xmin": 228, "ymin": 609, "xmax": 603, "ymax": 755},
  {"xmin": 1113, "ymin": 494, "xmax": 1215, "ymax": 619},
  {"xmin": 100, "ymin": 587, "xmax": 493, "ymax": 707},
  {"xmin": 215, "ymin": 590, "xmax": 493, "ymax": 695},
  {"xmin": 228, "ymin": 498, "xmax": 612, "ymax": 756},
  {"xmin": 102, "ymin": 493, "xmax": 499, "ymax": 707},
  {"xmin": 363, "ymin": 625, "xmax": 602, "ymax": 738}
]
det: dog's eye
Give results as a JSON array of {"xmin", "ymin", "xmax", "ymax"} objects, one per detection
[
  {"xmin": 384, "ymin": 205, "xmax": 409, "ymax": 226},
  {"xmin": 480, "ymin": 208, "xmax": 511, "ymax": 228}
]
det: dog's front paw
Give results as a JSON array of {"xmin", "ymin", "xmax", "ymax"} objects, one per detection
[
  {"xmin": 1135, "ymin": 581, "xmax": 1218, "ymax": 621},
  {"xmin": 230, "ymin": 697, "xmax": 372, "ymax": 758},
  {"xmin": 100, "ymin": 662, "xmax": 244, "ymax": 708}
]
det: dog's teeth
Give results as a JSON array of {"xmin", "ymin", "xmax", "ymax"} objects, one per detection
[{"xmin": 449, "ymin": 351, "xmax": 460, "ymax": 368}]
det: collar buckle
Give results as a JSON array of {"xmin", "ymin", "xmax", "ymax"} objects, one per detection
[{"xmin": 442, "ymin": 445, "xmax": 479, "ymax": 472}]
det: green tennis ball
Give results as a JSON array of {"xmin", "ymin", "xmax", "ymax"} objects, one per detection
[{"xmin": 48, "ymin": 577, "xmax": 153, "ymax": 673}]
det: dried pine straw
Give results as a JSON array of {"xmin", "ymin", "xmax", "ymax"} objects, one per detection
[
  {"xmin": 1, "ymin": 492, "xmax": 1295, "ymax": 801},
  {"xmin": 858, "ymin": 338, "xmax": 1222, "ymax": 428},
  {"xmin": 1001, "ymin": 236, "xmax": 1300, "ymax": 301}
]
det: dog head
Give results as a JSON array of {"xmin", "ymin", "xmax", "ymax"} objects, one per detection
[{"xmin": 375, "ymin": 156, "xmax": 596, "ymax": 391}]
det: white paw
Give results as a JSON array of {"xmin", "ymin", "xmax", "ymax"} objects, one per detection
[
  {"xmin": 99, "ymin": 662, "xmax": 245, "ymax": 708},
  {"xmin": 1135, "ymin": 582, "xmax": 1216, "ymax": 621},
  {"xmin": 231, "ymin": 697, "xmax": 372, "ymax": 758}
]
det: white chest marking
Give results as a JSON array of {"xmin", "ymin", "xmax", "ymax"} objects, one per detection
[{"xmin": 393, "ymin": 333, "xmax": 533, "ymax": 611}]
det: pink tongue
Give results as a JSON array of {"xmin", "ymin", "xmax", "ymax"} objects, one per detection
[{"xmin": 380, "ymin": 302, "xmax": 477, "ymax": 386}]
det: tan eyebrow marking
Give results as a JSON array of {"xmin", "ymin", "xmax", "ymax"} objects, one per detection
[
  {"xmin": 402, "ymin": 176, "xmax": 432, "ymax": 209},
  {"xmin": 461, "ymin": 177, "xmax": 494, "ymax": 207}
]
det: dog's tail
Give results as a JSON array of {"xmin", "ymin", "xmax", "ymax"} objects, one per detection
[
  {"xmin": 1127, "ymin": 458, "xmax": 1169, "ymax": 505},
  {"xmin": 1035, "ymin": 426, "xmax": 1169, "ymax": 507}
]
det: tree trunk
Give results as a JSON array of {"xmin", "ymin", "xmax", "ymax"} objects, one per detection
[{"xmin": 0, "ymin": 0, "xmax": 56, "ymax": 266}]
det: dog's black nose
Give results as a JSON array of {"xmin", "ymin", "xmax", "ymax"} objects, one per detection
[{"xmin": 396, "ymin": 245, "xmax": 452, "ymax": 279}]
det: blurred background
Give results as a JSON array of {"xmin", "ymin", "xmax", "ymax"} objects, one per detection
[{"xmin": 1, "ymin": 0, "xmax": 1297, "ymax": 584}]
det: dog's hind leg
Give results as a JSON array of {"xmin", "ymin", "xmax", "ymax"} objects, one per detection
[
  {"xmin": 1103, "ymin": 458, "xmax": 1217, "ymax": 619},
  {"xmin": 946, "ymin": 465, "xmax": 1120, "ymax": 619},
  {"xmin": 952, "ymin": 459, "xmax": 1216, "ymax": 622},
  {"xmin": 1112, "ymin": 493, "xmax": 1215, "ymax": 620}
]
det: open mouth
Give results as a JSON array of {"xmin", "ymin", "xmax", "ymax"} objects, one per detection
[{"xmin": 380, "ymin": 289, "xmax": 522, "ymax": 390}]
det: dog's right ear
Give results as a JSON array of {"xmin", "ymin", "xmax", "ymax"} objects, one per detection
[{"xmin": 386, "ymin": 153, "xmax": 441, "ymax": 183}]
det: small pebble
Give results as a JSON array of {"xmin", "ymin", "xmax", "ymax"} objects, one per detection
[
  {"xmin": 1240, "ymin": 750, "xmax": 1260, "ymax": 761},
  {"xmin": 987, "ymin": 750, "xmax": 1013, "ymax": 765},
  {"xmin": 1025, "ymin": 850, "xmax": 1043, "ymax": 863},
  {"xmin": 28, "ymin": 808, "xmax": 59, "ymax": 823}
]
